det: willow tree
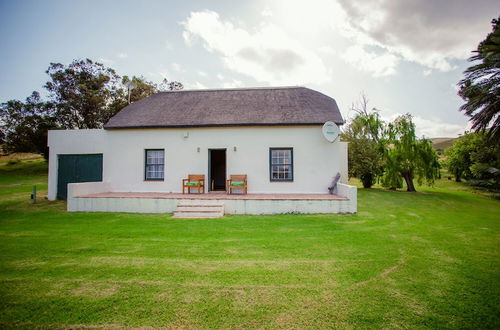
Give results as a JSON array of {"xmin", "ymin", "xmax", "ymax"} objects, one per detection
[
  {"xmin": 381, "ymin": 114, "xmax": 440, "ymax": 192},
  {"xmin": 342, "ymin": 95, "xmax": 385, "ymax": 188}
]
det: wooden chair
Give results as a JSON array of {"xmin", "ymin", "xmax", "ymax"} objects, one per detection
[
  {"xmin": 226, "ymin": 175, "xmax": 247, "ymax": 194},
  {"xmin": 182, "ymin": 174, "xmax": 205, "ymax": 194}
]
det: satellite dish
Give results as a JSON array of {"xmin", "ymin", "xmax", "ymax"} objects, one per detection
[
  {"xmin": 322, "ymin": 121, "xmax": 339, "ymax": 142},
  {"xmin": 124, "ymin": 81, "xmax": 137, "ymax": 104}
]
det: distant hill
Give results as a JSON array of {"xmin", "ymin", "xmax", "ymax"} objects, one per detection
[{"xmin": 431, "ymin": 137, "xmax": 456, "ymax": 153}]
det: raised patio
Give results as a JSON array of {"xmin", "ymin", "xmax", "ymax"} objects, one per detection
[{"xmin": 67, "ymin": 182, "xmax": 357, "ymax": 215}]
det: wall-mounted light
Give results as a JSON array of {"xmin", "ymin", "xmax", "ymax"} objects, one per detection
[
  {"xmin": 183, "ymin": 131, "xmax": 189, "ymax": 139},
  {"xmin": 233, "ymin": 146, "xmax": 237, "ymax": 152},
  {"xmin": 197, "ymin": 147, "xmax": 200, "ymax": 152}
]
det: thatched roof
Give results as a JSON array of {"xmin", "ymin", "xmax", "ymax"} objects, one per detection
[{"xmin": 104, "ymin": 87, "xmax": 344, "ymax": 129}]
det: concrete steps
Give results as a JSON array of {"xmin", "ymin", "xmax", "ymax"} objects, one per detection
[{"xmin": 172, "ymin": 202, "xmax": 225, "ymax": 218}]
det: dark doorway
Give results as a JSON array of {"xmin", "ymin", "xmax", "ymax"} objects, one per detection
[{"xmin": 209, "ymin": 149, "xmax": 226, "ymax": 191}]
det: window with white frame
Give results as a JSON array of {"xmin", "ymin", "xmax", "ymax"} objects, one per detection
[
  {"xmin": 270, "ymin": 148, "xmax": 293, "ymax": 181},
  {"xmin": 145, "ymin": 149, "xmax": 164, "ymax": 180}
]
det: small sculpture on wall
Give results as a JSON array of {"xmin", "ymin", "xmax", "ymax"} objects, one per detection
[{"xmin": 328, "ymin": 172, "xmax": 341, "ymax": 194}]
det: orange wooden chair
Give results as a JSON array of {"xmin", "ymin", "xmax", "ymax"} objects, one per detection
[
  {"xmin": 226, "ymin": 174, "xmax": 247, "ymax": 194},
  {"xmin": 182, "ymin": 174, "xmax": 205, "ymax": 194}
]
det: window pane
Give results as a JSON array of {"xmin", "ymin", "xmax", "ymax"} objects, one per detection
[
  {"xmin": 283, "ymin": 151, "xmax": 290, "ymax": 164},
  {"xmin": 272, "ymin": 165, "xmax": 278, "ymax": 179},
  {"xmin": 283, "ymin": 165, "xmax": 290, "ymax": 179},
  {"xmin": 270, "ymin": 148, "xmax": 293, "ymax": 181},
  {"xmin": 146, "ymin": 150, "xmax": 165, "ymax": 179},
  {"xmin": 147, "ymin": 150, "xmax": 164, "ymax": 165}
]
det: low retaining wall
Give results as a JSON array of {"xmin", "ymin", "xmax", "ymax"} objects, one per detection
[
  {"xmin": 67, "ymin": 182, "xmax": 357, "ymax": 214},
  {"xmin": 337, "ymin": 183, "xmax": 357, "ymax": 213},
  {"xmin": 67, "ymin": 182, "xmax": 113, "ymax": 212},
  {"xmin": 69, "ymin": 196, "xmax": 177, "ymax": 213},
  {"xmin": 68, "ymin": 197, "xmax": 356, "ymax": 214}
]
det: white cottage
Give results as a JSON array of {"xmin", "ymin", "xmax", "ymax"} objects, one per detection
[{"xmin": 47, "ymin": 87, "xmax": 357, "ymax": 215}]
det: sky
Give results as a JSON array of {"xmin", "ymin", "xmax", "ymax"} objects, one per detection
[{"xmin": 0, "ymin": 0, "xmax": 498, "ymax": 137}]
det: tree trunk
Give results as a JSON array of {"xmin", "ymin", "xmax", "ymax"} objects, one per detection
[
  {"xmin": 455, "ymin": 175, "xmax": 461, "ymax": 182},
  {"xmin": 401, "ymin": 171, "xmax": 416, "ymax": 192}
]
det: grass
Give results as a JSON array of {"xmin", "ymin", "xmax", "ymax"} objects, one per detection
[
  {"xmin": 0, "ymin": 158, "xmax": 499, "ymax": 329},
  {"xmin": 0, "ymin": 153, "xmax": 44, "ymax": 166}
]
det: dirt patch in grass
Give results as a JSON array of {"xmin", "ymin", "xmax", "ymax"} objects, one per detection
[
  {"xmin": 90, "ymin": 256, "xmax": 383, "ymax": 268},
  {"xmin": 9, "ymin": 258, "xmax": 47, "ymax": 267},
  {"xmin": 353, "ymin": 258, "xmax": 406, "ymax": 288},
  {"xmin": 71, "ymin": 282, "xmax": 121, "ymax": 298},
  {"xmin": 209, "ymin": 288, "xmax": 246, "ymax": 297}
]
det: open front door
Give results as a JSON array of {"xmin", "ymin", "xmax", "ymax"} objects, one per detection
[{"xmin": 208, "ymin": 149, "xmax": 226, "ymax": 191}]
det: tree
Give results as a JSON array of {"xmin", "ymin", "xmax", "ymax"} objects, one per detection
[
  {"xmin": 343, "ymin": 120, "xmax": 384, "ymax": 188},
  {"xmin": 469, "ymin": 140, "xmax": 500, "ymax": 189},
  {"xmin": 446, "ymin": 132, "xmax": 500, "ymax": 188},
  {"xmin": 108, "ymin": 76, "xmax": 159, "ymax": 117},
  {"xmin": 1, "ymin": 58, "xmax": 184, "ymax": 157},
  {"xmin": 0, "ymin": 92, "xmax": 58, "ymax": 159},
  {"xmin": 108, "ymin": 76, "xmax": 184, "ymax": 117},
  {"xmin": 159, "ymin": 78, "xmax": 184, "ymax": 91},
  {"xmin": 445, "ymin": 133, "xmax": 481, "ymax": 181},
  {"xmin": 458, "ymin": 17, "xmax": 500, "ymax": 142},
  {"xmin": 382, "ymin": 114, "xmax": 440, "ymax": 192},
  {"xmin": 44, "ymin": 58, "xmax": 121, "ymax": 129},
  {"xmin": 342, "ymin": 95, "xmax": 384, "ymax": 188}
]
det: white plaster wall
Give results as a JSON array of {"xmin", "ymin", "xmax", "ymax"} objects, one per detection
[
  {"xmin": 337, "ymin": 183, "xmax": 357, "ymax": 213},
  {"xmin": 48, "ymin": 126, "xmax": 348, "ymax": 200}
]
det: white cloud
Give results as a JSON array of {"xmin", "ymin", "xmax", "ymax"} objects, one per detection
[
  {"xmin": 181, "ymin": 10, "xmax": 330, "ymax": 85},
  {"xmin": 221, "ymin": 79, "xmax": 244, "ymax": 88},
  {"xmin": 178, "ymin": 0, "xmax": 494, "ymax": 89},
  {"xmin": 266, "ymin": 0, "xmax": 494, "ymax": 74},
  {"xmin": 383, "ymin": 113, "xmax": 466, "ymax": 138},
  {"xmin": 413, "ymin": 116, "xmax": 466, "ymax": 138},
  {"xmin": 171, "ymin": 62, "xmax": 183, "ymax": 72},
  {"xmin": 342, "ymin": 45, "xmax": 399, "ymax": 77},
  {"xmin": 117, "ymin": 53, "xmax": 128, "ymax": 59},
  {"xmin": 164, "ymin": 41, "xmax": 173, "ymax": 50},
  {"xmin": 318, "ymin": 46, "xmax": 337, "ymax": 55},
  {"xmin": 184, "ymin": 81, "xmax": 208, "ymax": 89},
  {"xmin": 99, "ymin": 58, "xmax": 114, "ymax": 64},
  {"xmin": 337, "ymin": 0, "xmax": 495, "ymax": 71},
  {"xmin": 198, "ymin": 71, "xmax": 207, "ymax": 77},
  {"xmin": 261, "ymin": 7, "xmax": 273, "ymax": 17}
]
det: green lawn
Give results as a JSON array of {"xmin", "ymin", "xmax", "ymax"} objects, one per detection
[{"xmin": 0, "ymin": 160, "xmax": 499, "ymax": 329}]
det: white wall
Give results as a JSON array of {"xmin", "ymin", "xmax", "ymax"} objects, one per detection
[
  {"xmin": 67, "ymin": 181, "xmax": 113, "ymax": 212},
  {"xmin": 48, "ymin": 126, "xmax": 348, "ymax": 200}
]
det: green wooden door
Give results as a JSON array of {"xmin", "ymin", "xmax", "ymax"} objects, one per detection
[{"xmin": 57, "ymin": 154, "xmax": 103, "ymax": 200}]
